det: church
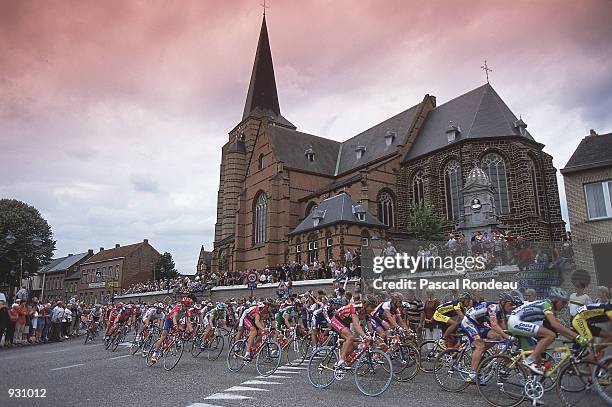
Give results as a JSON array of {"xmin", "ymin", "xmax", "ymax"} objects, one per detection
[{"xmin": 212, "ymin": 16, "xmax": 565, "ymax": 272}]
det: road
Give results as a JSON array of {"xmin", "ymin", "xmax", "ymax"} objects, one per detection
[{"xmin": 0, "ymin": 335, "xmax": 575, "ymax": 407}]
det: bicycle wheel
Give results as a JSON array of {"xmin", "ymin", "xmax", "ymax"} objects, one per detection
[
  {"xmin": 191, "ymin": 336, "xmax": 203, "ymax": 358},
  {"xmin": 285, "ymin": 337, "xmax": 305, "ymax": 367},
  {"xmin": 84, "ymin": 331, "xmax": 91, "ymax": 345},
  {"xmin": 207, "ymin": 335, "xmax": 224, "ymax": 361},
  {"xmin": 142, "ymin": 334, "xmax": 154, "ymax": 358},
  {"xmin": 256, "ymin": 340, "xmax": 281, "ymax": 376},
  {"xmin": 227, "ymin": 339, "xmax": 247, "ymax": 372},
  {"xmin": 477, "ymin": 354, "xmax": 528, "ymax": 407},
  {"xmin": 434, "ymin": 348, "xmax": 470, "ymax": 392},
  {"xmin": 391, "ymin": 343, "xmax": 420, "ymax": 382},
  {"xmin": 145, "ymin": 348, "xmax": 156, "ymax": 367},
  {"xmin": 104, "ymin": 335, "xmax": 113, "ymax": 350},
  {"xmin": 354, "ymin": 348, "xmax": 393, "ymax": 397},
  {"xmin": 163, "ymin": 339, "xmax": 185, "ymax": 371},
  {"xmin": 419, "ymin": 340, "xmax": 441, "ymax": 373},
  {"xmin": 557, "ymin": 358, "xmax": 608, "ymax": 407},
  {"xmin": 307, "ymin": 346, "xmax": 338, "ymax": 389},
  {"xmin": 593, "ymin": 356, "xmax": 612, "ymax": 405}
]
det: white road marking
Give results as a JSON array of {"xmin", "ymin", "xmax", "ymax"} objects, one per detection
[
  {"xmin": 45, "ymin": 348, "xmax": 70, "ymax": 353},
  {"xmin": 109, "ymin": 354, "xmax": 131, "ymax": 360},
  {"xmin": 274, "ymin": 369, "xmax": 300, "ymax": 374},
  {"xmin": 205, "ymin": 393, "xmax": 251, "ymax": 400},
  {"xmin": 226, "ymin": 386, "xmax": 269, "ymax": 392},
  {"xmin": 279, "ymin": 365, "xmax": 307, "ymax": 370},
  {"xmin": 187, "ymin": 404, "xmax": 224, "ymax": 407},
  {"xmin": 256, "ymin": 375, "xmax": 291, "ymax": 379},
  {"xmin": 241, "ymin": 380, "xmax": 282, "ymax": 385},
  {"xmin": 50, "ymin": 363, "xmax": 84, "ymax": 371}
]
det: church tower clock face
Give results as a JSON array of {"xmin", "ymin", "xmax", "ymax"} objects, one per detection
[{"xmin": 471, "ymin": 197, "xmax": 482, "ymax": 210}]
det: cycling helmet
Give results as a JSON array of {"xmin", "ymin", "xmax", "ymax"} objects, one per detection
[
  {"xmin": 331, "ymin": 298, "xmax": 343, "ymax": 306},
  {"xmin": 155, "ymin": 303, "xmax": 164, "ymax": 308},
  {"xmin": 293, "ymin": 299, "xmax": 302, "ymax": 306},
  {"xmin": 217, "ymin": 303, "xmax": 227, "ymax": 311},
  {"xmin": 548, "ymin": 287, "xmax": 569, "ymax": 301},
  {"xmin": 182, "ymin": 297, "xmax": 193, "ymax": 306},
  {"xmin": 510, "ymin": 290, "xmax": 525, "ymax": 306},
  {"xmin": 499, "ymin": 292, "xmax": 513, "ymax": 303},
  {"xmin": 194, "ymin": 304, "xmax": 202, "ymax": 310},
  {"xmin": 117, "ymin": 302, "xmax": 124, "ymax": 308},
  {"xmin": 126, "ymin": 304, "xmax": 133, "ymax": 309},
  {"xmin": 458, "ymin": 292, "xmax": 472, "ymax": 300},
  {"xmin": 391, "ymin": 292, "xmax": 404, "ymax": 302}
]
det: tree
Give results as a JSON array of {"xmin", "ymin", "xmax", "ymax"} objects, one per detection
[
  {"xmin": 0, "ymin": 199, "xmax": 56, "ymax": 285},
  {"xmin": 410, "ymin": 202, "xmax": 445, "ymax": 241},
  {"xmin": 154, "ymin": 252, "xmax": 178, "ymax": 280}
]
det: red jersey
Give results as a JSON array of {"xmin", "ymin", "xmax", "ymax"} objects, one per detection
[
  {"xmin": 335, "ymin": 303, "xmax": 362, "ymax": 324},
  {"xmin": 165, "ymin": 304, "xmax": 192, "ymax": 321}
]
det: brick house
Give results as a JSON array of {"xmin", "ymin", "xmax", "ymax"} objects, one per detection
[
  {"xmin": 41, "ymin": 250, "xmax": 94, "ymax": 302},
  {"xmin": 77, "ymin": 240, "xmax": 160, "ymax": 304},
  {"xmin": 561, "ymin": 130, "xmax": 612, "ymax": 288},
  {"xmin": 212, "ymin": 16, "xmax": 565, "ymax": 272}
]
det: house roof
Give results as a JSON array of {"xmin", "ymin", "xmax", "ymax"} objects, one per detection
[
  {"xmin": 39, "ymin": 257, "xmax": 65, "ymax": 273},
  {"xmin": 404, "ymin": 83, "xmax": 534, "ymax": 161},
  {"xmin": 42, "ymin": 252, "xmax": 90, "ymax": 274},
  {"xmin": 561, "ymin": 132, "xmax": 612, "ymax": 174},
  {"xmin": 81, "ymin": 242, "xmax": 150, "ymax": 265},
  {"xmin": 289, "ymin": 192, "xmax": 385, "ymax": 235}
]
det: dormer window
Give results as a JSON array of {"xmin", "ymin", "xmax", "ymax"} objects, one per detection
[
  {"xmin": 446, "ymin": 121, "xmax": 461, "ymax": 143},
  {"xmin": 355, "ymin": 145, "xmax": 366, "ymax": 159},
  {"xmin": 385, "ymin": 131, "xmax": 396, "ymax": 147},
  {"xmin": 513, "ymin": 117, "xmax": 528, "ymax": 136},
  {"xmin": 305, "ymin": 146, "xmax": 315, "ymax": 162},
  {"xmin": 352, "ymin": 204, "xmax": 366, "ymax": 221},
  {"xmin": 311, "ymin": 209, "xmax": 326, "ymax": 227}
]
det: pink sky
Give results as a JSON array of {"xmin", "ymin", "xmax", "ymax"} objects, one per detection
[{"xmin": 1, "ymin": 0, "xmax": 611, "ymax": 272}]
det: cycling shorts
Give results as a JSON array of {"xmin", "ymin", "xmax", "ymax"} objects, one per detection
[
  {"xmin": 571, "ymin": 316, "xmax": 601, "ymax": 340},
  {"xmin": 507, "ymin": 315, "xmax": 542, "ymax": 337},
  {"xmin": 162, "ymin": 318, "xmax": 174, "ymax": 332},
  {"xmin": 330, "ymin": 316, "xmax": 348, "ymax": 334},
  {"xmin": 460, "ymin": 317, "xmax": 491, "ymax": 343}
]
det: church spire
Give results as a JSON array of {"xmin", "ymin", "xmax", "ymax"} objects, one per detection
[{"xmin": 242, "ymin": 15, "xmax": 281, "ymax": 120}]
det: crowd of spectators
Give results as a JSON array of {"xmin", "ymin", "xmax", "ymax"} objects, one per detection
[{"xmin": 0, "ymin": 296, "xmax": 84, "ymax": 349}]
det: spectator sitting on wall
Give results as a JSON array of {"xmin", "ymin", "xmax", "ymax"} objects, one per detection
[{"xmin": 569, "ymin": 281, "xmax": 592, "ymax": 317}]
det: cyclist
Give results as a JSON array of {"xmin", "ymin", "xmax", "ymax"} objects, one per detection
[
  {"xmin": 508, "ymin": 287, "xmax": 584, "ymax": 374},
  {"xmin": 150, "ymin": 297, "xmax": 194, "ymax": 363},
  {"xmin": 105, "ymin": 302, "xmax": 123, "ymax": 339},
  {"xmin": 137, "ymin": 303, "xmax": 165, "ymax": 341},
  {"xmin": 329, "ymin": 296, "xmax": 377, "ymax": 369},
  {"xmin": 571, "ymin": 302, "xmax": 612, "ymax": 342},
  {"xmin": 402, "ymin": 290, "xmax": 424, "ymax": 337},
  {"xmin": 433, "ymin": 292, "xmax": 473, "ymax": 348},
  {"xmin": 370, "ymin": 292, "xmax": 410, "ymax": 340},
  {"xmin": 274, "ymin": 299, "xmax": 302, "ymax": 342},
  {"xmin": 462, "ymin": 291, "xmax": 521, "ymax": 382},
  {"xmin": 200, "ymin": 302, "xmax": 228, "ymax": 348},
  {"xmin": 240, "ymin": 301, "xmax": 272, "ymax": 361},
  {"xmin": 88, "ymin": 304, "xmax": 102, "ymax": 334}
]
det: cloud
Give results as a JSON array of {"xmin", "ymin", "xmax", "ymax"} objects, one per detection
[{"xmin": 1, "ymin": 0, "xmax": 611, "ymax": 272}]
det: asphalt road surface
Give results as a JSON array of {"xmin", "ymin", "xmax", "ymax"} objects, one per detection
[{"xmin": 0, "ymin": 335, "xmax": 576, "ymax": 407}]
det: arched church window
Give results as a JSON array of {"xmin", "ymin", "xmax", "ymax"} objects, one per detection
[
  {"xmin": 258, "ymin": 154, "xmax": 264, "ymax": 170},
  {"xmin": 254, "ymin": 192, "xmax": 267, "ymax": 244},
  {"xmin": 413, "ymin": 170, "xmax": 424, "ymax": 205},
  {"xmin": 481, "ymin": 153, "xmax": 510, "ymax": 214},
  {"xmin": 377, "ymin": 191, "xmax": 395, "ymax": 227},
  {"xmin": 444, "ymin": 160, "xmax": 462, "ymax": 220},
  {"xmin": 529, "ymin": 159, "xmax": 541, "ymax": 215}
]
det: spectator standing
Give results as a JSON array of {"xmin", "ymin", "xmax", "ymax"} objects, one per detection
[
  {"xmin": 63, "ymin": 305, "xmax": 72, "ymax": 339},
  {"xmin": 595, "ymin": 286, "xmax": 610, "ymax": 304},
  {"xmin": 15, "ymin": 285, "xmax": 28, "ymax": 303},
  {"xmin": 525, "ymin": 288, "xmax": 537, "ymax": 302},
  {"xmin": 422, "ymin": 290, "xmax": 441, "ymax": 341},
  {"xmin": 15, "ymin": 300, "xmax": 27, "ymax": 345},
  {"xmin": 50, "ymin": 302, "xmax": 64, "ymax": 342},
  {"xmin": 7, "ymin": 304, "xmax": 18, "ymax": 347},
  {"xmin": 0, "ymin": 299, "xmax": 8, "ymax": 347}
]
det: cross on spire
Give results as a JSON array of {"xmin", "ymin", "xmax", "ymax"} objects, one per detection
[
  {"xmin": 261, "ymin": 0, "xmax": 269, "ymax": 16},
  {"xmin": 480, "ymin": 60, "xmax": 492, "ymax": 83}
]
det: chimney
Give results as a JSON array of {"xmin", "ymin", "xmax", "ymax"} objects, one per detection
[
  {"xmin": 115, "ymin": 243, "xmax": 120, "ymax": 248},
  {"xmin": 143, "ymin": 239, "xmax": 149, "ymax": 244},
  {"xmin": 88, "ymin": 249, "xmax": 94, "ymax": 255},
  {"xmin": 68, "ymin": 253, "xmax": 73, "ymax": 257},
  {"xmin": 589, "ymin": 129, "xmax": 598, "ymax": 137},
  {"xmin": 99, "ymin": 247, "xmax": 104, "ymax": 252}
]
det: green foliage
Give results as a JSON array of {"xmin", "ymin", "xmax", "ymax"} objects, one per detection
[
  {"xmin": 0, "ymin": 199, "xmax": 56, "ymax": 284},
  {"xmin": 410, "ymin": 202, "xmax": 445, "ymax": 241},
  {"xmin": 154, "ymin": 251, "xmax": 178, "ymax": 280}
]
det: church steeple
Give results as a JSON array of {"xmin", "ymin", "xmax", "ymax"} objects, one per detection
[{"xmin": 242, "ymin": 16, "xmax": 294, "ymax": 128}]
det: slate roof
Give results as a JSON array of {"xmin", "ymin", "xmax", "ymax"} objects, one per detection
[
  {"xmin": 42, "ymin": 252, "xmax": 90, "ymax": 274},
  {"xmin": 561, "ymin": 132, "xmax": 612, "ymax": 174},
  {"xmin": 39, "ymin": 257, "xmax": 65, "ymax": 273},
  {"xmin": 267, "ymin": 125, "xmax": 340, "ymax": 175},
  {"xmin": 289, "ymin": 192, "xmax": 385, "ymax": 235},
  {"xmin": 404, "ymin": 83, "xmax": 533, "ymax": 161}
]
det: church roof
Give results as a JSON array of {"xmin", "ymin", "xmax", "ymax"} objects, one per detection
[
  {"xmin": 267, "ymin": 102, "xmax": 422, "ymax": 176},
  {"xmin": 561, "ymin": 131, "xmax": 612, "ymax": 174},
  {"xmin": 404, "ymin": 83, "xmax": 534, "ymax": 161},
  {"xmin": 243, "ymin": 16, "xmax": 294, "ymax": 129},
  {"xmin": 289, "ymin": 192, "xmax": 384, "ymax": 235}
]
